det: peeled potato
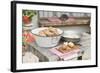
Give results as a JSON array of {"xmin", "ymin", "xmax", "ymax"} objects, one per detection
[
  {"xmin": 68, "ymin": 42, "xmax": 75, "ymax": 48},
  {"xmin": 48, "ymin": 27, "xmax": 59, "ymax": 35},
  {"xmin": 62, "ymin": 44, "xmax": 67, "ymax": 50},
  {"xmin": 39, "ymin": 31, "xmax": 46, "ymax": 36},
  {"xmin": 39, "ymin": 27, "xmax": 59, "ymax": 37},
  {"xmin": 64, "ymin": 42, "xmax": 68, "ymax": 46}
]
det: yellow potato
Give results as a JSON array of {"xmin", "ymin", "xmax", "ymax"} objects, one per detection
[{"xmin": 68, "ymin": 42, "xmax": 75, "ymax": 48}]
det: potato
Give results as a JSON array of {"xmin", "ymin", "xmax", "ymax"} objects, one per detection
[
  {"xmin": 39, "ymin": 27, "xmax": 59, "ymax": 36},
  {"xmin": 68, "ymin": 42, "xmax": 75, "ymax": 48}
]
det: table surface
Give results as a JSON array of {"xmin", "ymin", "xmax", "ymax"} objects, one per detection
[
  {"xmin": 29, "ymin": 42, "xmax": 84, "ymax": 62},
  {"xmin": 28, "ymin": 32, "xmax": 90, "ymax": 62},
  {"xmin": 29, "ymin": 42, "xmax": 60, "ymax": 61}
]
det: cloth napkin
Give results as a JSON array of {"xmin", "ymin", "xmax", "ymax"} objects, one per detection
[{"xmin": 49, "ymin": 47, "xmax": 80, "ymax": 60}]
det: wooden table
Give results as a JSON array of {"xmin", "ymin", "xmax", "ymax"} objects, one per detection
[
  {"xmin": 28, "ymin": 42, "xmax": 84, "ymax": 62},
  {"xmin": 28, "ymin": 43, "xmax": 59, "ymax": 62}
]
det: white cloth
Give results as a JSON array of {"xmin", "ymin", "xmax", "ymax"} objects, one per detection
[
  {"xmin": 80, "ymin": 32, "xmax": 91, "ymax": 60},
  {"xmin": 23, "ymin": 52, "xmax": 39, "ymax": 63}
]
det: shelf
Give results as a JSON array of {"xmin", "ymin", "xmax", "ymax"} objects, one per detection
[
  {"xmin": 39, "ymin": 17, "xmax": 90, "ymax": 27},
  {"xmin": 39, "ymin": 23, "xmax": 90, "ymax": 27}
]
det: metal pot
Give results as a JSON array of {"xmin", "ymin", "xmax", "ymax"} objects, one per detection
[{"xmin": 32, "ymin": 27, "xmax": 63, "ymax": 47}]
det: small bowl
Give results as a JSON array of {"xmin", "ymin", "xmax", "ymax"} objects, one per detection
[{"xmin": 62, "ymin": 31, "xmax": 80, "ymax": 43}]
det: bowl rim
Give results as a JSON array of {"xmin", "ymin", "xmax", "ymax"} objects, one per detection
[
  {"xmin": 63, "ymin": 31, "xmax": 81, "ymax": 38},
  {"xmin": 62, "ymin": 37, "xmax": 80, "ymax": 39},
  {"xmin": 62, "ymin": 35, "xmax": 80, "ymax": 39},
  {"xmin": 31, "ymin": 27, "xmax": 64, "ymax": 37}
]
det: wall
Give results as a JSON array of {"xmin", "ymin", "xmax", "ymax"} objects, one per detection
[
  {"xmin": 33, "ymin": 11, "xmax": 90, "ymax": 33},
  {"xmin": 39, "ymin": 11, "xmax": 91, "ymax": 17}
]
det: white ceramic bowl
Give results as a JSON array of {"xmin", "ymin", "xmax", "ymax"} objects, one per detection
[
  {"xmin": 32, "ymin": 27, "xmax": 63, "ymax": 47},
  {"xmin": 63, "ymin": 31, "xmax": 81, "ymax": 43}
]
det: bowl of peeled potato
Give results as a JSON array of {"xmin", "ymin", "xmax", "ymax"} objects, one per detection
[{"xmin": 32, "ymin": 27, "xmax": 63, "ymax": 47}]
